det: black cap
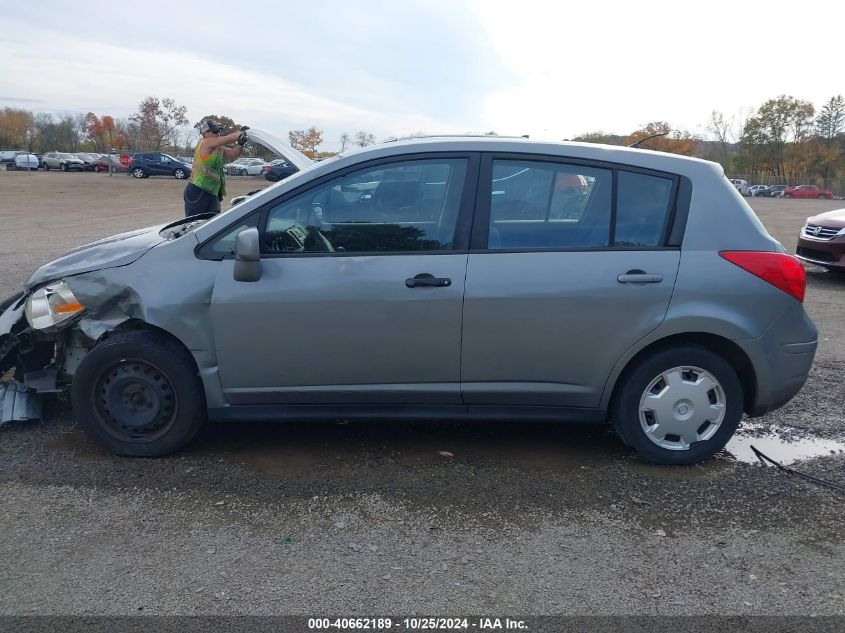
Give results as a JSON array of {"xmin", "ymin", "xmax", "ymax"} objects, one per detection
[{"xmin": 200, "ymin": 119, "xmax": 222, "ymax": 134}]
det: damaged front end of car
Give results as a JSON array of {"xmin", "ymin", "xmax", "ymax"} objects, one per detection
[
  {"xmin": 0, "ymin": 284, "xmax": 87, "ymax": 422},
  {"xmin": 0, "ymin": 214, "xmax": 217, "ymax": 424}
]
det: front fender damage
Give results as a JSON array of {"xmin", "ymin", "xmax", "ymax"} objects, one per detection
[
  {"xmin": 0, "ymin": 280, "xmax": 143, "ymax": 424},
  {"xmin": 0, "ymin": 292, "xmax": 45, "ymax": 423}
]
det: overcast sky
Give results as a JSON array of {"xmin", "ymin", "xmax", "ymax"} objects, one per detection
[{"xmin": 1, "ymin": 0, "xmax": 843, "ymax": 150}]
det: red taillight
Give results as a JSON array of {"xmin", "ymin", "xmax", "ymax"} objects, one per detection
[
  {"xmin": 262, "ymin": 166, "xmax": 270, "ymax": 173},
  {"xmin": 719, "ymin": 251, "xmax": 806, "ymax": 302}
]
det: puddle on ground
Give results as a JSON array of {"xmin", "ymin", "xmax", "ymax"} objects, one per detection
[{"xmin": 720, "ymin": 423, "xmax": 845, "ymax": 465}]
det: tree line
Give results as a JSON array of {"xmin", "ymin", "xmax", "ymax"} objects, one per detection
[
  {"xmin": 572, "ymin": 94, "xmax": 845, "ymax": 188},
  {"xmin": 0, "ymin": 96, "xmax": 378, "ymax": 161},
  {"xmin": 4, "ymin": 92, "xmax": 842, "ymax": 188}
]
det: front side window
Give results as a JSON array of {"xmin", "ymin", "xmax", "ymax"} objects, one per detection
[
  {"xmin": 262, "ymin": 158, "xmax": 468, "ymax": 255},
  {"xmin": 488, "ymin": 160, "xmax": 612, "ymax": 249}
]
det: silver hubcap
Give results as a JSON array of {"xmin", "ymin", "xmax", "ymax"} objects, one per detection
[{"xmin": 638, "ymin": 366, "xmax": 726, "ymax": 451}]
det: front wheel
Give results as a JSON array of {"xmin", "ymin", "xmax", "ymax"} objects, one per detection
[
  {"xmin": 611, "ymin": 346, "xmax": 743, "ymax": 465},
  {"xmin": 132, "ymin": 167, "xmax": 146, "ymax": 179},
  {"xmin": 72, "ymin": 331, "xmax": 206, "ymax": 456},
  {"xmin": 94, "ymin": 165, "xmax": 101, "ymax": 172},
  {"xmin": 61, "ymin": 163, "xmax": 68, "ymax": 172},
  {"xmin": 173, "ymin": 168, "xmax": 187, "ymax": 179}
]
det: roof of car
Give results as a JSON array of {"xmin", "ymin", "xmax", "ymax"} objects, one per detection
[{"xmin": 335, "ymin": 136, "xmax": 722, "ymax": 179}]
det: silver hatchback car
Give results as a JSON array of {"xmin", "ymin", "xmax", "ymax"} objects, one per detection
[{"xmin": 0, "ymin": 133, "xmax": 816, "ymax": 464}]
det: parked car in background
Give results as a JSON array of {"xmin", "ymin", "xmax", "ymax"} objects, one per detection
[
  {"xmin": 263, "ymin": 158, "xmax": 299, "ymax": 182},
  {"xmin": 783, "ymin": 184, "xmax": 833, "ymax": 199},
  {"xmin": 0, "ymin": 132, "xmax": 816, "ymax": 465},
  {"xmin": 0, "ymin": 150, "xmax": 20, "ymax": 165},
  {"xmin": 129, "ymin": 152, "xmax": 192, "ymax": 179},
  {"xmin": 729, "ymin": 179, "xmax": 751, "ymax": 196},
  {"xmin": 42, "ymin": 152, "xmax": 85, "ymax": 171},
  {"xmin": 225, "ymin": 157, "xmax": 266, "ymax": 176},
  {"xmin": 764, "ymin": 185, "xmax": 788, "ymax": 198},
  {"xmin": 796, "ymin": 209, "xmax": 845, "ymax": 270},
  {"xmin": 74, "ymin": 153, "xmax": 99, "ymax": 171},
  {"xmin": 90, "ymin": 154, "xmax": 111, "ymax": 172},
  {"xmin": 13, "ymin": 153, "xmax": 39, "ymax": 171},
  {"xmin": 749, "ymin": 185, "xmax": 769, "ymax": 197}
]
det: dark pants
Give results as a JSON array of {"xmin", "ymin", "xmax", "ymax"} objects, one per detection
[{"xmin": 184, "ymin": 182, "xmax": 221, "ymax": 217}]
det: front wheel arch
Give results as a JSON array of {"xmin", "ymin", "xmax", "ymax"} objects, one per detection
[{"xmin": 71, "ymin": 328, "xmax": 206, "ymax": 456}]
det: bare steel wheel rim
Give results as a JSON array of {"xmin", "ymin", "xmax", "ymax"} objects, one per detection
[
  {"xmin": 638, "ymin": 365, "xmax": 726, "ymax": 451},
  {"xmin": 93, "ymin": 358, "xmax": 179, "ymax": 443}
]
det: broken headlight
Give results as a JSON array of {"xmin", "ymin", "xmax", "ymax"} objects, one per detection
[{"xmin": 25, "ymin": 281, "xmax": 85, "ymax": 329}]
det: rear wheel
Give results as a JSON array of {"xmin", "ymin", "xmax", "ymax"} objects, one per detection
[
  {"xmin": 94, "ymin": 165, "xmax": 101, "ymax": 172},
  {"xmin": 71, "ymin": 331, "xmax": 206, "ymax": 456},
  {"xmin": 611, "ymin": 346, "xmax": 743, "ymax": 465}
]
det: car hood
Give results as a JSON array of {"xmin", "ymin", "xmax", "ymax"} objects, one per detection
[
  {"xmin": 809, "ymin": 208, "xmax": 845, "ymax": 228},
  {"xmin": 245, "ymin": 128, "xmax": 312, "ymax": 171},
  {"xmin": 25, "ymin": 224, "xmax": 168, "ymax": 289}
]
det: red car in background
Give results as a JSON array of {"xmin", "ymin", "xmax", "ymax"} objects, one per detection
[{"xmin": 783, "ymin": 185, "xmax": 833, "ymax": 199}]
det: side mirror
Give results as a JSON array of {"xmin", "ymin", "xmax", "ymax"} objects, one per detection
[{"xmin": 234, "ymin": 227, "xmax": 261, "ymax": 282}]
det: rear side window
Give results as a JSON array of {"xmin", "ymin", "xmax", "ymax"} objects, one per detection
[
  {"xmin": 614, "ymin": 171, "xmax": 673, "ymax": 247},
  {"xmin": 488, "ymin": 160, "xmax": 612, "ymax": 249},
  {"xmin": 485, "ymin": 159, "xmax": 676, "ymax": 250}
]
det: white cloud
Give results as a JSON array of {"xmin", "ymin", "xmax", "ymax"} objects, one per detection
[
  {"xmin": 469, "ymin": 0, "xmax": 845, "ymax": 139},
  {"xmin": 0, "ymin": 22, "xmax": 465, "ymax": 149}
]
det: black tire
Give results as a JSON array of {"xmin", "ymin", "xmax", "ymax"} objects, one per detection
[
  {"xmin": 173, "ymin": 168, "xmax": 187, "ymax": 179},
  {"xmin": 61, "ymin": 163, "xmax": 68, "ymax": 172},
  {"xmin": 132, "ymin": 167, "xmax": 146, "ymax": 179},
  {"xmin": 71, "ymin": 331, "xmax": 206, "ymax": 456},
  {"xmin": 610, "ymin": 345, "xmax": 743, "ymax": 465},
  {"xmin": 43, "ymin": 162, "xmax": 49, "ymax": 171},
  {"xmin": 94, "ymin": 165, "xmax": 101, "ymax": 172},
  {"xmin": 239, "ymin": 168, "xmax": 247, "ymax": 176}
]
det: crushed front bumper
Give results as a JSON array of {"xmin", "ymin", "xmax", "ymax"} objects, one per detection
[{"xmin": 0, "ymin": 381, "xmax": 42, "ymax": 423}]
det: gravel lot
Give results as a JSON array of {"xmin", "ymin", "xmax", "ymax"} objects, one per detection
[{"xmin": 0, "ymin": 171, "xmax": 843, "ymax": 616}]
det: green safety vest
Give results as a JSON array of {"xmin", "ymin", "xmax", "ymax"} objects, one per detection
[{"xmin": 190, "ymin": 142, "xmax": 226, "ymax": 198}]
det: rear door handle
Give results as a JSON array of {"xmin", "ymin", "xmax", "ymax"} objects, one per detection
[
  {"xmin": 617, "ymin": 270, "xmax": 663, "ymax": 284},
  {"xmin": 406, "ymin": 273, "xmax": 452, "ymax": 288}
]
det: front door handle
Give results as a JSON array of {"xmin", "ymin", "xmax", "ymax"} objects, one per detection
[
  {"xmin": 406, "ymin": 273, "xmax": 452, "ymax": 288},
  {"xmin": 617, "ymin": 269, "xmax": 663, "ymax": 284}
]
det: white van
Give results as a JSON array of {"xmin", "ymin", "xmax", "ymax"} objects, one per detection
[{"xmin": 730, "ymin": 178, "xmax": 751, "ymax": 196}]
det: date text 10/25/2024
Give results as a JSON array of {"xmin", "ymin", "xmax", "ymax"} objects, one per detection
[{"xmin": 307, "ymin": 618, "xmax": 529, "ymax": 630}]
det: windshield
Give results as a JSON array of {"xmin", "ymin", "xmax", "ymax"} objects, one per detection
[{"xmin": 59, "ymin": 153, "xmax": 77, "ymax": 159}]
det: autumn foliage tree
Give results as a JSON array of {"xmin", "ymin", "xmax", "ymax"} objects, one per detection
[
  {"xmin": 83, "ymin": 113, "xmax": 124, "ymax": 151},
  {"xmin": 623, "ymin": 122, "xmax": 699, "ymax": 156},
  {"xmin": 130, "ymin": 96, "xmax": 188, "ymax": 151},
  {"xmin": 0, "ymin": 108, "xmax": 34, "ymax": 149},
  {"xmin": 288, "ymin": 127, "xmax": 323, "ymax": 157}
]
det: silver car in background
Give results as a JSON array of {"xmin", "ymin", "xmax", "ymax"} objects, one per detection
[{"xmin": 0, "ymin": 133, "xmax": 816, "ymax": 464}]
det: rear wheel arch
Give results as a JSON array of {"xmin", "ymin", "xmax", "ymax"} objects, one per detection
[{"xmin": 607, "ymin": 332, "xmax": 757, "ymax": 416}]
